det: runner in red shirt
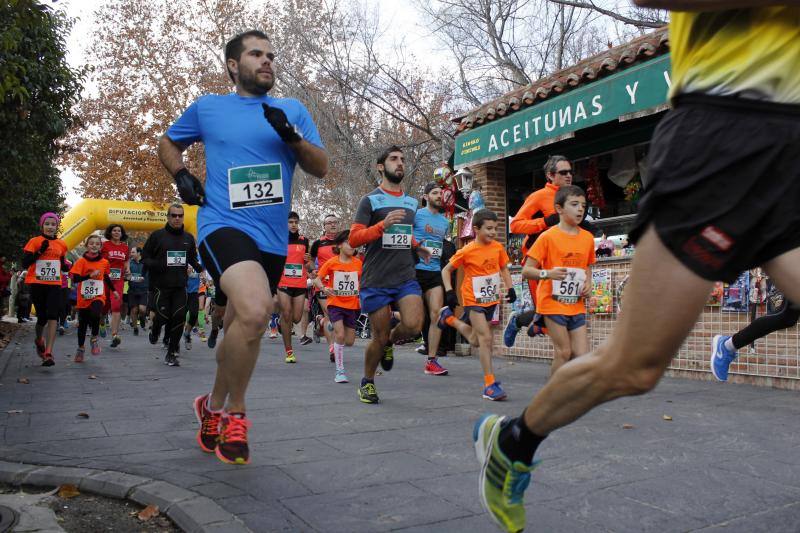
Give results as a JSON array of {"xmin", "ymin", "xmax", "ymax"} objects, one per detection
[
  {"xmin": 309, "ymin": 214, "xmax": 340, "ymax": 355},
  {"xmin": 101, "ymin": 224, "xmax": 130, "ymax": 348},
  {"xmin": 276, "ymin": 212, "xmax": 312, "ymax": 363}
]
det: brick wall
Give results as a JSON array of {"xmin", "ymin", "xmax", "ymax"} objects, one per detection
[
  {"xmin": 493, "ymin": 258, "xmax": 800, "ymax": 390},
  {"xmin": 472, "ymin": 161, "xmax": 508, "ymax": 245}
]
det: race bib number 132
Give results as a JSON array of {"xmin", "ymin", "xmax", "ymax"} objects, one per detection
[{"xmin": 228, "ymin": 163, "xmax": 284, "ymax": 209}]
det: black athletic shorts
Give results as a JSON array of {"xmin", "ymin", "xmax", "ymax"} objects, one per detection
[
  {"xmin": 629, "ymin": 94, "xmax": 800, "ymax": 283},
  {"xmin": 30, "ymin": 284, "xmax": 61, "ymax": 321},
  {"xmin": 416, "ymin": 269, "xmax": 443, "ymax": 293},
  {"xmin": 128, "ymin": 292, "xmax": 147, "ymax": 308},
  {"xmin": 278, "ymin": 286, "xmax": 307, "ymax": 298},
  {"xmin": 199, "ymin": 227, "xmax": 285, "ymax": 306}
]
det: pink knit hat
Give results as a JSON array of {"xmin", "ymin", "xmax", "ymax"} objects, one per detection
[{"xmin": 39, "ymin": 212, "xmax": 60, "ymax": 228}]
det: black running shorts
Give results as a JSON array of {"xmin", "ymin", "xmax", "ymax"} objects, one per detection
[
  {"xmin": 278, "ymin": 287, "xmax": 307, "ymax": 298},
  {"xmin": 416, "ymin": 269, "xmax": 443, "ymax": 293},
  {"xmin": 629, "ymin": 94, "xmax": 800, "ymax": 283},
  {"xmin": 199, "ymin": 227, "xmax": 285, "ymax": 306}
]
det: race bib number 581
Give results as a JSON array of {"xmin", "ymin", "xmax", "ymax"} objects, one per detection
[{"xmin": 228, "ymin": 164, "xmax": 284, "ymax": 209}]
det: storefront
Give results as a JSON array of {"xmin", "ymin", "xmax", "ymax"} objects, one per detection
[{"xmin": 450, "ymin": 27, "xmax": 800, "ymax": 389}]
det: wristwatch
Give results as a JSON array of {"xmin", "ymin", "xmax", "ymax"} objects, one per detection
[{"xmin": 539, "ymin": 270, "xmax": 548, "ymax": 280}]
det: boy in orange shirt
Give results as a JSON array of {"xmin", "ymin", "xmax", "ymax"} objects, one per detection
[
  {"xmin": 314, "ymin": 230, "xmax": 363, "ymax": 383},
  {"xmin": 70, "ymin": 235, "xmax": 119, "ymax": 362},
  {"xmin": 523, "ymin": 185, "xmax": 595, "ymax": 374},
  {"xmin": 439, "ymin": 210, "xmax": 516, "ymax": 400}
]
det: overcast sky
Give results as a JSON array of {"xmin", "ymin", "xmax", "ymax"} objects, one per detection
[{"xmin": 57, "ymin": 0, "xmax": 440, "ymax": 207}]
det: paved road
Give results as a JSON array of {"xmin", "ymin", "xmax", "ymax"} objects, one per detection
[{"xmin": 1, "ymin": 322, "xmax": 799, "ymax": 532}]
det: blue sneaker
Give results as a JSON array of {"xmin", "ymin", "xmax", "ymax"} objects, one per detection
[
  {"xmin": 482, "ymin": 382, "xmax": 507, "ymax": 401},
  {"xmin": 473, "ymin": 414, "xmax": 538, "ymax": 533},
  {"xmin": 503, "ymin": 312, "xmax": 520, "ymax": 347},
  {"xmin": 711, "ymin": 334, "xmax": 737, "ymax": 382},
  {"xmin": 437, "ymin": 307, "xmax": 454, "ymax": 330},
  {"xmin": 99, "ymin": 323, "xmax": 107, "ymax": 338}
]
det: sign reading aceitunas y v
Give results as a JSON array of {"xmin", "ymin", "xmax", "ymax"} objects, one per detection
[{"xmin": 454, "ymin": 54, "xmax": 671, "ymax": 167}]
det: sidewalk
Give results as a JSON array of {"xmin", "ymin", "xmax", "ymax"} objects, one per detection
[{"xmin": 1, "ymin": 323, "xmax": 799, "ymax": 532}]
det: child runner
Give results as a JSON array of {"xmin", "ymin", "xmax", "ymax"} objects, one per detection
[
  {"xmin": 439, "ymin": 209, "xmax": 516, "ymax": 400},
  {"xmin": 101, "ymin": 224, "xmax": 130, "ymax": 348},
  {"xmin": 522, "ymin": 185, "xmax": 595, "ymax": 375},
  {"xmin": 21, "ymin": 212, "xmax": 69, "ymax": 366},
  {"xmin": 314, "ymin": 230, "xmax": 362, "ymax": 383},
  {"xmin": 71, "ymin": 235, "xmax": 118, "ymax": 362}
]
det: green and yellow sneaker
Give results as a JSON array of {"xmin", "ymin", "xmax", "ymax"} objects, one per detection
[
  {"xmin": 357, "ymin": 382, "xmax": 379, "ymax": 404},
  {"xmin": 473, "ymin": 414, "xmax": 539, "ymax": 533},
  {"xmin": 379, "ymin": 344, "xmax": 394, "ymax": 371}
]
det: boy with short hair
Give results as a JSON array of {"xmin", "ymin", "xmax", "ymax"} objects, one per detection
[
  {"xmin": 313, "ymin": 230, "xmax": 362, "ymax": 383},
  {"xmin": 522, "ymin": 185, "xmax": 595, "ymax": 375},
  {"xmin": 439, "ymin": 209, "xmax": 516, "ymax": 400}
]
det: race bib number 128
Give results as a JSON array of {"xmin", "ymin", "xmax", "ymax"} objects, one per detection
[{"xmin": 382, "ymin": 224, "xmax": 412, "ymax": 249}]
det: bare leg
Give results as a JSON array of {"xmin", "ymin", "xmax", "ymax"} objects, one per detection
[
  {"xmin": 209, "ymin": 262, "xmax": 273, "ymax": 413},
  {"xmin": 45, "ymin": 319, "xmax": 57, "ymax": 352},
  {"xmin": 424, "ymin": 287, "xmax": 444, "ymax": 357},
  {"xmin": 364, "ymin": 307, "xmax": 391, "ymax": 379},
  {"xmin": 763, "ymin": 248, "xmax": 800, "ymax": 306},
  {"xmin": 389, "ymin": 294, "xmax": 424, "ymax": 343},
  {"xmin": 543, "ymin": 318, "xmax": 572, "ymax": 375},
  {"xmin": 523, "ymin": 227, "xmax": 713, "ymax": 436},
  {"xmin": 469, "ymin": 311, "xmax": 495, "ymax": 377}
]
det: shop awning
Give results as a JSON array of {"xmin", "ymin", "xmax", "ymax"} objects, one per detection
[{"xmin": 454, "ymin": 53, "xmax": 671, "ymax": 168}]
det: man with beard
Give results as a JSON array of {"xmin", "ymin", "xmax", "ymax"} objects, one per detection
[
  {"xmin": 349, "ymin": 146, "xmax": 431, "ymax": 403},
  {"xmin": 413, "ymin": 182, "xmax": 449, "ymax": 376},
  {"xmin": 158, "ymin": 29, "xmax": 328, "ymax": 465}
]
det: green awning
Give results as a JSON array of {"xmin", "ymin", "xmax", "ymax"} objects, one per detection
[{"xmin": 454, "ymin": 54, "xmax": 671, "ymax": 168}]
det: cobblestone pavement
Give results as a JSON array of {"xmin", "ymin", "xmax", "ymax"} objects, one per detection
[{"xmin": 2, "ymin": 323, "xmax": 799, "ymax": 532}]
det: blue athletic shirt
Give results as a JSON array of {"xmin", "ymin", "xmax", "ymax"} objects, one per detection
[
  {"xmin": 413, "ymin": 207, "xmax": 450, "ymax": 272},
  {"xmin": 166, "ymin": 93, "xmax": 324, "ymax": 256}
]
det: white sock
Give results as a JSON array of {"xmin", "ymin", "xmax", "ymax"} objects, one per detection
[
  {"xmin": 334, "ymin": 342, "xmax": 344, "ymax": 370},
  {"xmin": 723, "ymin": 337, "xmax": 737, "ymax": 352}
]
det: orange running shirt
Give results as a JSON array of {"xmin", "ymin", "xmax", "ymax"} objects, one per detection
[
  {"xmin": 317, "ymin": 256, "xmax": 363, "ymax": 310},
  {"xmin": 24, "ymin": 236, "xmax": 68, "ymax": 286},
  {"xmin": 527, "ymin": 226, "xmax": 595, "ymax": 316},
  {"xmin": 448, "ymin": 240, "xmax": 509, "ymax": 307},
  {"xmin": 70, "ymin": 256, "xmax": 111, "ymax": 309}
]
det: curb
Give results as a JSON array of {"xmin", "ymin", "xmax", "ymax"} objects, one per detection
[
  {"xmin": 0, "ymin": 321, "xmax": 23, "ymax": 380},
  {"xmin": 0, "ymin": 460, "xmax": 252, "ymax": 533}
]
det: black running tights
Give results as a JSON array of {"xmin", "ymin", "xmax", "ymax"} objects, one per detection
[
  {"xmin": 78, "ymin": 300, "xmax": 103, "ymax": 347},
  {"xmin": 732, "ymin": 301, "xmax": 800, "ymax": 350},
  {"xmin": 152, "ymin": 287, "xmax": 187, "ymax": 353}
]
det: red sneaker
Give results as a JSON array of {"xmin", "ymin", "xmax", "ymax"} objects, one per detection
[
  {"xmin": 193, "ymin": 394, "xmax": 221, "ymax": 453},
  {"xmin": 424, "ymin": 358, "xmax": 448, "ymax": 376},
  {"xmin": 34, "ymin": 338, "xmax": 45, "ymax": 359},
  {"xmin": 90, "ymin": 337, "xmax": 101, "ymax": 356},
  {"xmin": 215, "ymin": 412, "xmax": 251, "ymax": 465},
  {"xmin": 42, "ymin": 351, "xmax": 55, "ymax": 367},
  {"xmin": 74, "ymin": 348, "xmax": 85, "ymax": 363}
]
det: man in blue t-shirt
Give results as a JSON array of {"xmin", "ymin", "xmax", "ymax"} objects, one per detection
[
  {"xmin": 157, "ymin": 29, "xmax": 328, "ymax": 466},
  {"xmin": 414, "ymin": 182, "xmax": 450, "ymax": 377}
]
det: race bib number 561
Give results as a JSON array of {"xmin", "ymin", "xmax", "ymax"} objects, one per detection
[
  {"xmin": 228, "ymin": 164, "xmax": 284, "ymax": 209},
  {"xmin": 552, "ymin": 268, "xmax": 586, "ymax": 304}
]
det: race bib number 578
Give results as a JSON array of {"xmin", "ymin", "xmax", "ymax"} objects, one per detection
[{"xmin": 228, "ymin": 164, "xmax": 284, "ymax": 209}]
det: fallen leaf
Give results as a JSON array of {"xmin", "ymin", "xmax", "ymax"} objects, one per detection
[
  {"xmin": 6, "ymin": 410, "xmax": 23, "ymax": 415},
  {"xmin": 88, "ymin": 375, "xmax": 97, "ymax": 380},
  {"xmin": 662, "ymin": 415, "xmax": 673, "ymax": 421},
  {"xmin": 76, "ymin": 412, "xmax": 90, "ymax": 419},
  {"xmin": 137, "ymin": 504, "xmax": 160, "ymax": 521},
  {"xmin": 17, "ymin": 377, "xmax": 29, "ymax": 384},
  {"xmin": 58, "ymin": 484, "xmax": 80, "ymax": 498},
  {"xmin": 622, "ymin": 423, "xmax": 635, "ymax": 430}
]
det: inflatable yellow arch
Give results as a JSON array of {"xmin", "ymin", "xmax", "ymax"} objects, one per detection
[{"xmin": 59, "ymin": 199, "xmax": 199, "ymax": 250}]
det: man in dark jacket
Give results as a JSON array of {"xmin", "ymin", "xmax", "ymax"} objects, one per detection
[{"xmin": 142, "ymin": 203, "xmax": 202, "ymax": 366}]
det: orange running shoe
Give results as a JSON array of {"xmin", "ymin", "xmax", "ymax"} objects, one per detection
[
  {"xmin": 192, "ymin": 394, "xmax": 221, "ymax": 453},
  {"xmin": 215, "ymin": 412, "xmax": 251, "ymax": 465}
]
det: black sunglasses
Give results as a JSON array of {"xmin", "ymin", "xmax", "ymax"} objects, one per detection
[
  {"xmin": 556, "ymin": 170, "xmax": 573, "ymax": 176},
  {"xmin": 169, "ymin": 213, "xmax": 184, "ymax": 218}
]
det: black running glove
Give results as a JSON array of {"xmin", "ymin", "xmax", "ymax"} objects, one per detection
[
  {"xmin": 506, "ymin": 287, "xmax": 517, "ymax": 304},
  {"xmin": 445, "ymin": 289, "xmax": 459, "ymax": 311},
  {"xmin": 544, "ymin": 214, "xmax": 560, "ymax": 227},
  {"xmin": 38, "ymin": 240, "xmax": 49, "ymax": 254},
  {"xmin": 174, "ymin": 168, "xmax": 205, "ymax": 206},
  {"xmin": 262, "ymin": 103, "xmax": 302, "ymax": 144}
]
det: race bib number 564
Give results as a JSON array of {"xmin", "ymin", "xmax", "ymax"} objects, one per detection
[
  {"xmin": 472, "ymin": 273, "xmax": 500, "ymax": 304},
  {"xmin": 228, "ymin": 164, "xmax": 284, "ymax": 209}
]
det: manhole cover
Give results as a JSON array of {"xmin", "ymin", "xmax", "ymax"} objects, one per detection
[{"xmin": 0, "ymin": 505, "xmax": 18, "ymax": 533}]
